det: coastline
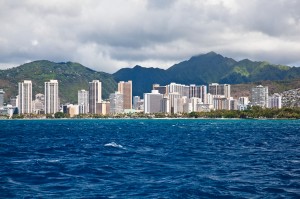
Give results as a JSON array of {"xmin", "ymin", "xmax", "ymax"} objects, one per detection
[{"xmin": 0, "ymin": 117, "xmax": 298, "ymax": 121}]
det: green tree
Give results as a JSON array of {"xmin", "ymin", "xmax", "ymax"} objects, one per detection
[{"xmin": 54, "ymin": 112, "xmax": 68, "ymax": 118}]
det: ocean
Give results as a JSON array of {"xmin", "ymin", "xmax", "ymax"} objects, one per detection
[{"xmin": 0, "ymin": 119, "xmax": 299, "ymax": 198}]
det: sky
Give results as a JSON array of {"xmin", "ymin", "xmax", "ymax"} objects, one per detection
[{"xmin": 0, "ymin": 0, "xmax": 300, "ymax": 73}]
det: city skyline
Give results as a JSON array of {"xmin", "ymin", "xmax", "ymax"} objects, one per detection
[{"xmin": 1, "ymin": 78, "xmax": 284, "ymax": 117}]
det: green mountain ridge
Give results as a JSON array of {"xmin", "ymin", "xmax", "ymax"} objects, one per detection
[
  {"xmin": 0, "ymin": 60, "xmax": 117, "ymax": 103},
  {"xmin": 114, "ymin": 52, "xmax": 300, "ymax": 97},
  {"xmin": 1, "ymin": 52, "xmax": 300, "ymax": 103}
]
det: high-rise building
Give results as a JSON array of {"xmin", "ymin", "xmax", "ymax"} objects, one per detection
[
  {"xmin": 18, "ymin": 80, "xmax": 32, "ymax": 114},
  {"xmin": 118, "ymin": 81, "xmax": 132, "ymax": 110},
  {"xmin": 206, "ymin": 93, "xmax": 213, "ymax": 105},
  {"xmin": 134, "ymin": 97, "xmax": 144, "ymax": 111},
  {"xmin": 78, "ymin": 89, "xmax": 89, "ymax": 114},
  {"xmin": 183, "ymin": 102, "xmax": 192, "ymax": 113},
  {"xmin": 269, "ymin": 93, "xmax": 282, "ymax": 109},
  {"xmin": 144, "ymin": 90, "xmax": 163, "ymax": 114},
  {"xmin": 229, "ymin": 98, "xmax": 238, "ymax": 110},
  {"xmin": 0, "ymin": 89, "xmax": 4, "ymax": 109},
  {"xmin": 96, "ymin": 101, "xmax": 110, "ymax": 115},
  {"xmin": 89, "ymin": 80, "xmax": 102, "ymax": 114},
  {"xmin": 67, "ymin": 104, "xmax": 79, "ymax": 117},
  {"xmin": 153, "ymin": 84, "xmax": 167, "ymax": 95},
  {"xmin": 45, "ymin": 80, "xmax": 59, "ymax": 114},
  {"xmin": 190, "ymin": 97, "xmax": 202, "ymax": 112},
  {"xmin": 10, "ymin": 96, "xmax": 17, "ymax": 107},
  {"xmin": 167, "ymin": 83, "xmax": 189, "ymax": 97},
  {"xmin": 32, "ymin": 93, "xmax": 45, "ymax": 114},
  {"xmin": 189, "ymin": 85, "xmax": 207, "ymax": 103},
  {"xmin": 238, "ymin": 97, "xmax": 249, "ymax": 110},
  {"xmin": 239, "ymin": 97, "xmax": 249, "ymax": 106},
  {"xmin": 167, "ymin": 92, "xmax": 181, "ymax": 114},
  {"xmin": 176, "ymin": 98, "xmax": 185, "ymax": 113},
  {"xmin": 213, "ymin": 96, "xmax": 228, "ymax": 110},
  {"xmin": 133, "ymin": 96, "xmax": 140, "ymax": 110},
  {"xmin": 109, "ymin": 91, "xmax": 123, "ymax": 114},
  {"xmin": 160, "ymin": 97, "xmax": 170, "ymax": 113},
  {"xmin": 251, "ymin": 85, "xmax": 269, "ymax": 108},
  {"xmin": 208, "ymin": 83, "xmax": 231, "ymax": 98}
]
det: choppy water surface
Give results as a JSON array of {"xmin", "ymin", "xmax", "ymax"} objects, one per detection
[{"xmin": 0, "ymin": 119, "xmax": 299, "ymax": 198}]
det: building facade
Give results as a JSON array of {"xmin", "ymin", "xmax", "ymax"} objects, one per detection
[
  {"xmin": 251, "ymin": 85, "xmax": 269, "ymax": 108},
  {"xmin": 209, "ymin": 83, "xmax": 231, "ymax": 98},
  {"xmin": 45, "ymin": 80, "xmax": 59, "ymax": 114},
  {"xmin": 144, "ymin": 90, "xmax": 163, "ymax": 114},
  {"xmin": 160, "ymin": 97, "xmax": 170, "ymax": 113},
  {"xmin": 18, "ymin": 80, "xmax": 32, "ymax": 114},
  {"xmin": 109, "ymin": 91, "xmax": 123, "ymax": 114},
  {"xmin": 133, "ymin": 96, "xmax": 140, "ymax": 110},
  {"xmin": 89, "ymin": 80, "xmax": 102, "ymax": 114},
  {"xmin": 118, "ymin": 81, "xmax": 132, "ymax": 110},
  {"xmin": 166, "ymin": 83, "xmax": 189, "ymax": 97},
  {"xmin": 213, "ymin": 95, "xmax": 228, "ymax": 110},
  {"xmin": 269, "ymin": 93, "xmax": 282, "ymax": 109},
  {"xmin": 167, "ymin": 92, "xmax": 181, "ymax": 114},
  {"xmin": 32, "ymin": 93, "xmax": 45, "ymax": 114},
  {"xmin": 238, "ymin": 97, "xmax": 249, "ymax": 110},
  {"xmin": 153, "ymin": 84, "xmax": 167, "ymax": 95},
  {"xmin": 0, "ymin": 89, "xmax": 4, "ymax": 109},
  {"xmin": 78, "ymin": 89, "xmax": 89, "ymax": 114},
  {"xmin": 96, "ymin": 101, "xmax": 110, "ymax": 115},
  {"xmin": 189, "ymin": 85, "xmax": 207, "ymax": 103}
]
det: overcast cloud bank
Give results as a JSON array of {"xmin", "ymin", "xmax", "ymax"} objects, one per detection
[{"xmin": 0, "ymin": 0, "xmax": 300, "ymax": 73}]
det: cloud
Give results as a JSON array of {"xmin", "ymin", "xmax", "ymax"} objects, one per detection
[{"xmin": 0, "ymin": 0, "xmax": 299, "ymax": 73}]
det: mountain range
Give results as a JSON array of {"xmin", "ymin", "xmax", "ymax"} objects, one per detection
[
  {"xmin": 0, "ymin": 61, "xmax": 116, "ymax": 103},
  {"xmin": 114, "ymin": 52, "xmax": 300, "ymax": 96},
  {"xmin": 1, "ymin": 52, "xmax": 300, "ymax": 103}
]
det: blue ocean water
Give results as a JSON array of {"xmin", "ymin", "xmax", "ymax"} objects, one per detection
[{"xmin": 0, "ymin": 119, "xmax": 299, "ymax": 198}]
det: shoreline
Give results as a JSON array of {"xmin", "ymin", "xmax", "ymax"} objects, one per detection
[{"xmin": 0, "ymin": 117, "xmax": 298, "ymax": 121}]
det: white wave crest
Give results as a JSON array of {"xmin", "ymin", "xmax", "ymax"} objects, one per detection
[{"xmin": 104, "ymin": 142, "xmax": 124, "ymax": 149}]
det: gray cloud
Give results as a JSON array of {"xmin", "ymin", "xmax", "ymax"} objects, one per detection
[{"xmin": 0, "ymin": 0, "xmax": 299, "ymax": 73}]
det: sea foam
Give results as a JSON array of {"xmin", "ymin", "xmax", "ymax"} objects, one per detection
[{"xmin": 104, "ymin": 142, "xmax": 124, "ymax": 149}]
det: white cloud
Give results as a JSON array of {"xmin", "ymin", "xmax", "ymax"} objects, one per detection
[{"xmin": 0, "ymin": 0, "xmax": 299, "ymax": 73}]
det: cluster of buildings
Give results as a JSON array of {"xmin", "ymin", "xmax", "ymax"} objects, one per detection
[
  {"xmin": 0, "ymin": 80, "xmax": 132, "ymax": 117},
  {"xmin": 0, "ymin": 79, "xmax": 284, "ymax": 117},
  {"xmin": 0, "ymin": 80, "xmax": 60, "ymax": 117},
  {"xmin": 142, "ymin": 83, "xmax": 281, "ymax": 114}
]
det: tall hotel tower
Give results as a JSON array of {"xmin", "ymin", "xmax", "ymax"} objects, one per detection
[
  {"xmin": 251, "ymin": 85, "xmax": 269, "ymax": 108},
  {"xmin": 18, "ymin": 80, "xmax": 32, "ymax": 114},
  {"xmin": 208, "ymin": 83, "xmax": 231, "ymax": 98},
  {"xmin": 144, "ymin": 90, "xmax": 163, "ymax": 114},
  {"xmin": 0, "ymin": 89, "xmax": 4, "ymax": 109},
  {"xmin": 109, "ymin": 91, "xmax": 124, "ymax": 114},
  {"xmin": 118, "ymin": 80, "xmax": 132, "ymax": 110},
  {"xmin": 189, "ymin": 84, "xmax": 207, "ymax": 103},
  {"xmin": 89, "ymin": 80, "xmax": 102, "ymax": 114},
  {"xmin": 45, "ymin": 80, "xmax": 59, "ymax": 114},
  {"xmin": 78, "ymin": 89, "xmax": 89, "ymax": 114}
]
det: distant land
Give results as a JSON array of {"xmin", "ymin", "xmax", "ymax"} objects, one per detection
[
  {"xmin": 114, "ymin": 52, "xmax": 300, "ymax": 97},
  {"xmin": 1, "ymin": 52, "xmax": 300, "ymax": 103},
  {"xmin": 0, "ymin": 61, "xmax": 117, "ymax": 103}
]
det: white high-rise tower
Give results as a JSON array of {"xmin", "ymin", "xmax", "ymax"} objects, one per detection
[
  {"xmin": 45, "ymin": 80, "xmax": 59, "ymax": 114},
  {"xmin": 251, "ymin": 85, "xmax": 269, "ymax": 108},
  {"xmin": 0, "ymin": 89, "xmax": 4, "ymax": 109},
  {"xmin": 89, "ymin": 80, "xmax": 102, "ymax": 114},
  {"xmin": 78, "ymin": 89, "xmax": 89, "ymax": 114},
  {"xmin": 18, "ymin": 80, "xmax": 32, "ymax": 114}
]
